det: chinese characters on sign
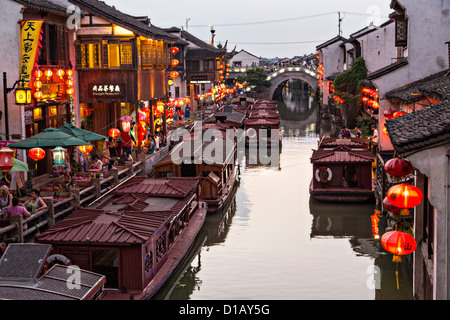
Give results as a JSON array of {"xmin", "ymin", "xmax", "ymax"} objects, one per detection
[
  {"xmin": 20, "ymin": 20, "xmax": 44, "ymax": 87},
  {"xmin": 89, "ymin": 84, "xmax": 124, "ymax": 98}
]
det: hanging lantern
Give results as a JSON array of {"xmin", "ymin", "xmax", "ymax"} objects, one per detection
[
  {"xmin": 384, "ymin": 109, "xmax": 395, "ymax": 119},
  {"xmin": 168, "ymin": 79, "xmax": 174, "ymax": 86},
  {"xmin": 381, "ymin": 231, "xmax": 417, "ymax": 263},
  {"xmin": 66, "ymin": 69, "xmax": 73, "ymax": 77},
  {"xmin": 393, "ymin": 111, "xmax": 406, "ymax": 118},
  {"xmin": 56, "ymin": 69, "xmax": 65, "ymax": 79},
  {"xmin": 109, "ymin": 128, "xmax": 120, "ymax": 139},
  {"xmin": 78, "ymin": 145, "xmax": 93, "ymax": 155},
  {"xmin": 34, "ymin": 80, "xmax": 42, "ymax": 89},
  {"xmin": 66, "ymin": 88, "xmax": 74, "ymax": 95},
  {"xmin": 28, "ymin": 147, "xmax": 45, "ymax": 170},
  {"xmin": 387, "ymin": 183, "xmax": 423, "ymax": 216},
  {"xmin": 14, "ymin": 86, "xmax": 32, "ymax": 105},
  {"xmin": 384, "ymin": 158, "xmax": 413, "ymax": 178},
  {"xmin": 171, "ymin": 47, "xmax": 179, "ymax": 55},
  {"xmin": 382, "ymin": 126, "xmax": 389, "ymax": 136},
  {"xmin": 169, "ymin": 71, "xmax": 179, "ymax": 79},
  {"xmin": 52, "ymin": 146, "xmax": 66, "ymax": 166},
  {"xmin": 171, "ymin": 59, "xmax": 179, "ymax": 67},
  {"xmin": 120, "ymin": 116, "xmax": 132, "ymax": 133},
  {"xmin": 34, "ymin": 91, "xmax": 43, "ymax": 100},
  {"xmin": 44, "ymin": 69, "xmax": 53, "ymax": 80},
  {"xmin": 0, "ymin": 147, "xmax": 15, "ymax": 174},
  {"xmin": 34, "ymin": 69, "xmax": 43, "ymax": 78},
  {"xmin": 382, "ymin": 196, "xmax": 401, "ymax": 214},
  {"xmin": 66, "ymin": 79, "xmax": 74, "ymax": 87}
]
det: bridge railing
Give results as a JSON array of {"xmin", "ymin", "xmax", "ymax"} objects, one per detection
[{"xmin": 266, "ymin": 66, "xmax": 318, "ymax": 81}]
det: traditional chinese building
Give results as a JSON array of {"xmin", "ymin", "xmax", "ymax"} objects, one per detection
[
  {"xmin": 1, "ymin": 0, "xmax": 76, "ymax": 176},
  {"xmin": 69, "ymin": 0, "xmax": 177, "ymax": 138}
]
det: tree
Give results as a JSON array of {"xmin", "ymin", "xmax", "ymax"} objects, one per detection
[
  {"xmin": 237, "ymin": 67, "xmax": 271, "ymax": 88},
  {"xmin": 333, "ymin": 57, "xmax": 368, "ymax": 128}
]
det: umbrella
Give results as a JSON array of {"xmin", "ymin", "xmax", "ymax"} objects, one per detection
[
  {"xmin": 0, "ymin": 159, "xmax": 29, "ymax": 180},
  {"xmin": 59, "ymin": 124, "xmax": 107, "ymax": 142},
  {"xmin": 7, "ymin": 127, "xmax": 93, "ymax": 149}
]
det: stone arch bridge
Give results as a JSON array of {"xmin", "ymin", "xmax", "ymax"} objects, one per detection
[{"xmin": 266, "ymin": 67, "xmax": 319, "ymax": 99}]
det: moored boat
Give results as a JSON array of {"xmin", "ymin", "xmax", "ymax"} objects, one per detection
[
  {"xmin": 34, "ymin": 177, "xmax": 207, "ymax": 300},
  {"xmin": 153, "ymin": 138, "xmax": 238, "ymax": 213},
  {"xmin": 310, "ymin": 137, "xmax": 375, "ymax": 202}
]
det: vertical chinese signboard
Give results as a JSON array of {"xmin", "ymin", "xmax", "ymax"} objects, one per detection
[{"xmin": 20, "ymin": 20, "xmax": 44, "ymax": 87}]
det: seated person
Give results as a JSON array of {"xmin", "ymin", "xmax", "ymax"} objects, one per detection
[
  {"xmin": 107, "ymin": 159, "xmax": 117, "ymax": 173},
  {"xmin": 4, "ymin": 197, "xmax": 31, "ymax": 220},
  {"xmin": 90, "ymin": 154, "xmax": 103, "ymax": 170},
  {"xmin": 23, "ymin": 189, "xmax": 47, "ymax": 213},
  {"xmin": 118, "ymin": 152, "xmax": 132, "ymax": 165},
  {"xmin": 143, "ymin": 135, "xmax": 156, "ymax": 154}
]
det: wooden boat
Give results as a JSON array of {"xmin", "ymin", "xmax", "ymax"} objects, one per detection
[
  {"xmin": 244, "ymin": 100, "xmax": 282, "ymax": 147},
  {"xmin": 153, "ymin": 138, "xmax": 238, "ymax": 213},
  {"xmin": 34, "ymin": 177, "xmax": 207, "ymax": 300},
  {"xmin": 309, "ymin": 137, "xmax": 374, "ymax": 202}
]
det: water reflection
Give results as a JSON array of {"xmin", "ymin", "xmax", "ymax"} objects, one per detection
[{"xmin": 155, "ymin": 82, "xmax": 413, "ymax": 300}]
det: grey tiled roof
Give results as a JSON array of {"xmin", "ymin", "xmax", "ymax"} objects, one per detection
[
  {"xmin": 385, "ymin": 100, "xmax": 450, "ymax": 155},
  {"xmin": 367, "ymin": 59, "xmax": 408, "ymax": 80},
  {"xmin": 385, "ymin": 70, "xmax": 450, "ymax": 103},
  {"xmin": 14, "ymin": 0, "xmax": 69, "ymax": 15},
  {"xmin": 185, "ymin": 48, "xmax": 224, "ymax": 59},
  {"xmin": 68, "ymin": 0, "xmax": 177, "ymax": 41}
]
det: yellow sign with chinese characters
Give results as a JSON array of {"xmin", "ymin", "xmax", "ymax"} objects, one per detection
[{"xmin": 20, "ymin": 20, "xmax": 43, "ymax": 87}]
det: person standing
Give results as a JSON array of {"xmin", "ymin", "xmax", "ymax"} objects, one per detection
[
  {"xmin": 354, "ymin": 127, "xmax": 362, "ymax": 138},
  {"xmin": 120, "ymin": 129, "xmax": 132, "ymax": 155}
]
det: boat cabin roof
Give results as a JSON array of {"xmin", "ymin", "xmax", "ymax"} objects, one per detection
[{"xmin": 311, "ymin": 146, "xmax": 373, "ymax": 164}]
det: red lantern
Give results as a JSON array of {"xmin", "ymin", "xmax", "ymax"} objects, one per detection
[
  {"xmin": 171, "ymin": 47, "xmax": 179, "ymax": 55},
  {"xmin": 384, "ymin": 158, "xmax": 413, "ymax": 177},
  {"xmin": 169, "ymin": 71, "xmax": 179, "ymax": 79},
  {"xmin": 393, "ymin": 111, "xmax": 406, "ymax": 118},
  {"xmin": 381, "ymin": 231, "xmax": 417, "ymax": 262},
  {"xmin": 79, "ymin": 145, "xmax": 93, "ymax": 154},
  {"xmin": 384, "ymin": 109, "xmax": 395, "ymax": 119},
  {"xmin": 171, "ymin": 59, "xmax": 179, "ymax": 67},
  {"xmin": 387, "ymin": 183, "xmax": 423, "ymax": 216},
  {"xmin": 109, "ymin": 128, "xmax": 120, "ymax": 139},
  {"xmin": 382, "ymin": 196, "xmax": 401, "ymax": 214},
  {"xmin": 382, "ymin": 127, "xmax": 389, "ymax": 136},
  {"xmin": 0, "ymin": 147, "xmax": 15, "ymax": 174},
  {"xmin": 28, "ymin": 147, "xmax": 46, "ymax": 161},
  {"xmin": 28, "ymin": 147, "xmax": 45, "ymax": 171}
]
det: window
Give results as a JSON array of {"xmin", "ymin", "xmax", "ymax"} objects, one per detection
[
  {"xmin": 141, "ymin": 44, "xmax": 153, "ymax": 66},
  {"xmin": 395, "ymin": 15, "xmax": 408, "ymax": 47},
  {"xmin": 108, "ymin": 44, "xmax": 120, "ymax": 68},
  {"xmin": 81, "ymin": 43, "xmax": 101, "ymax": 68},
  {"xmin": 120, "ymin": 43, "xmax": 133, "ymax": 65}
]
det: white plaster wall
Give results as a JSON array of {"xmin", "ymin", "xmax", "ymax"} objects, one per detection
[
  {"xmin": 358, "ymin": 22, "xmax": 397, "ymax": 73},
  {"xmin": 371, "ymin": 0, "xmax": 450, "ymax": 152},
  {"xmin": 230, "ymin": 50, "xmax": 259, "ymax": 67},
  {"xmin": 320, "ymin": 40, "xmax": 345, "ymax": 105},
  {"xmin": 408, "ymin": 145, "xmax": 450, "ymax": 299}
]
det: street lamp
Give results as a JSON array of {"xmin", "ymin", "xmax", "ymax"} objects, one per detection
[{"xmin": 3, "ymin": 72, "xmax": 33, "ymax": 140}]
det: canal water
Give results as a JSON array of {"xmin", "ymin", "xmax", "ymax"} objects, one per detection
[{"xmin": 154, "ymin": 84, "xmax": 413, "ymax": 300}]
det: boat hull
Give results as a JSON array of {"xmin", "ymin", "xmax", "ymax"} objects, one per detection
[{"xmin": 309, "ymin": 180, "xmax": 374, "ymax": 203}]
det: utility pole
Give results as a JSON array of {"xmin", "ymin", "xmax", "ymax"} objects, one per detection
[{"xmin": 338, "ymin": 11, "xmax": 343, "ymax": 36}]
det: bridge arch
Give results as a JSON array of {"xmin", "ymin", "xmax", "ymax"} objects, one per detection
[{"xmin": 267, "ymin": 67, "xmax": 319, "ymax": 100}]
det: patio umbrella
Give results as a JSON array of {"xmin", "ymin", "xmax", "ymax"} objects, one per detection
[
  {"xmin": 7, "ymin": 127, "xmax": 92, "ymax": 149},
  {"xmin": 0, "ymin": 159, "xmax": 29, "ymax": 180},
  {"xmin": 59, "ymin": 124, "xmax": 107, "ymax": 142}
]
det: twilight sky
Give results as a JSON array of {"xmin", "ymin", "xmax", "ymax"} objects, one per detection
[{"xmin": 104, "ymin": 0, "xmax": 393, "ymax": 58}]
